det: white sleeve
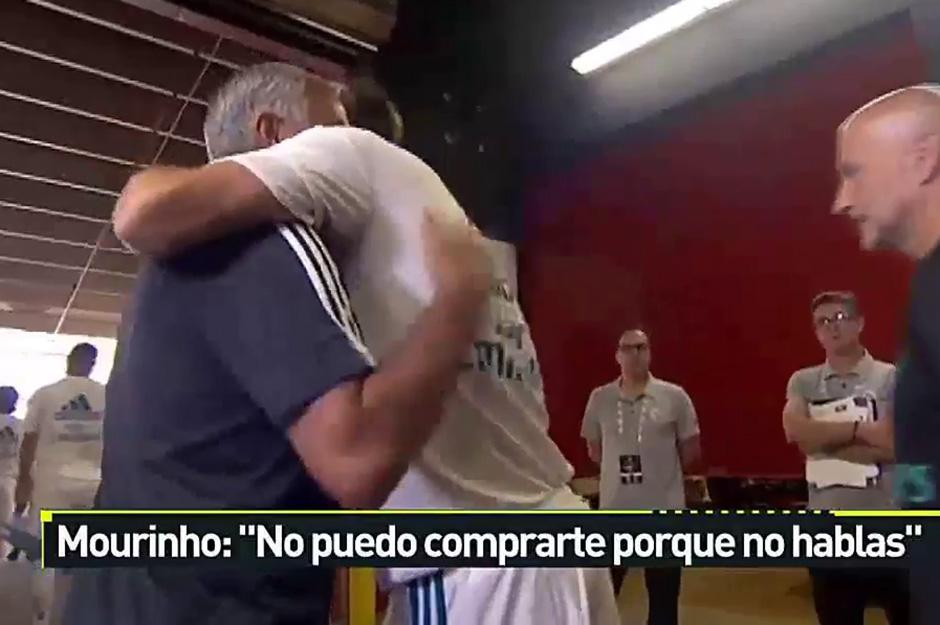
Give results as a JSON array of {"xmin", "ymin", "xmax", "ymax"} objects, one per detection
[
  {"xmin": 22, "ymin": 390, "xmax": 44, "ymax": 435},
  {"xmin": 223, "ymin": 127, "xmax": 375, "ymax": 240}
]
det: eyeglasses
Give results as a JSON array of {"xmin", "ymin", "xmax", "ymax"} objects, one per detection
[
  {"xmin": 814, "ymin": 311, "xmax": 855, "ymax": 329},
  {"xmin": 618, "ymin": 343, "xmax": 649, "ymax": 354}
]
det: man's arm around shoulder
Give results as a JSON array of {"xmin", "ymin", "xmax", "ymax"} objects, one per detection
[{"xmin": 113, "ymin": 163, "xmax": 288, "ymax": 256}]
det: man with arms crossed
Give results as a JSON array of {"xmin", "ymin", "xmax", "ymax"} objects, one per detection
[
  {"xmin": 782, "ymin": 291, "xmax": 906, "ymax": 625},
  {"xmin": 109, "ymin": 63, "xmax": 619, "ymax": 624},
  {"xmin": 581, "ymin": 329, "xmax": 700, "ymax": 625},
  {"xmin": 62, "ymin": 74, "xmax": 491, "ymax": 625},
  {"xmin": 832, "ymin": 84, "xmax": 940, "ymax": 624}
]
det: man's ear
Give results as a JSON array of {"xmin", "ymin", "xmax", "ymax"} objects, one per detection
[
  {"xmin": 912, "ymin": 132, "xmax": 940, "ymax": 185},
  {"xmin": 256, "ymin": 112, "xmax": 283, "ymax": 147}
]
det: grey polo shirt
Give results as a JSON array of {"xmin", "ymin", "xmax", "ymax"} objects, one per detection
[
  {"xmin": 581, "ymin": 377, "xmax": 699, "ymax": 510},
  {"xmin": 786, "ymin": 353, "xmax": 896, "ymax": 510}
]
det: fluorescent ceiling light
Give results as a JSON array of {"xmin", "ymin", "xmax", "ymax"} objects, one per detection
[{"xmin": 571, "ymin": 0, "xmax": 742, "ymax": 75}]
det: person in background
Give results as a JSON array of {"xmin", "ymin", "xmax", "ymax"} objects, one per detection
[
  {"xmin": 14, "ymin": 343, "xmax": 105, "ymax": 625},
  {"xmin": 580, "ymin": 328, "xmax": 701, "ymax": 625},
  {"xmin": 782, "ymin": 291, "xmax": 906, "ymax": 625},
  {"xmin": 832, "ymin": 84, "xmax": 940, "ymax": 624},
  {"xmin": 0, "ymin": 385, "xmax": 19, "ymax": 556}
]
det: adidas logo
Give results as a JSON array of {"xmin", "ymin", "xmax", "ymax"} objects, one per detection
[{"xmin": 60, "ymin": 394, "xmax": 92, "ymax": 413}]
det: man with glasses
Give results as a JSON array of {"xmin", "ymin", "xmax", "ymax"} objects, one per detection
[
  {"xmin": 580, "ymin": 328, "xmax": 701, "ymax": 625},
  {"xmin": 782, "ymin": 291, "xmax": 907, "ymax": 625}
]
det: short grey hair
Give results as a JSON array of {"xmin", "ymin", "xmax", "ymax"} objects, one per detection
[{"xmin": 204, "ymin": 62, "xmax": 311, "ymax": 161}]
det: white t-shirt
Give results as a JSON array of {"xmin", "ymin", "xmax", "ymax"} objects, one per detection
[
  {"xmin": 0, "ymin": 412, "xmax": 19, "ymax": 479},
  {"xmin": 228, "ymin": 127, "xmax": 574, "ymax": 511},
  {"xmin": 23, "ymin": 376, "xmax": 106, "ymax": 509}
]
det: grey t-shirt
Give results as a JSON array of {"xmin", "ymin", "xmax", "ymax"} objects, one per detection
[
  {"xmin": 581, "ymin": 377, "xmax": 699, "ymax": 510},
  {"xmin": 787, "ymin": 353, "xmax": 896, "ymax": 510}
]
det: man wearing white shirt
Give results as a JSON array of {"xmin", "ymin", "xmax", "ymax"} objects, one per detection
[
  {"xmin": 0, "ymin": 385, "xmax": 19, "ymax": 556},
  {"xmin": 782, "ymin": 291, "xmax": 907, "ymax": 625},
  {"xmin": 109, "ymin": 63, "xmax": 619, "ymax": 625},
  {"xmin": 15, "ymin": 343, "xmax": 105, "ymax": 625}
]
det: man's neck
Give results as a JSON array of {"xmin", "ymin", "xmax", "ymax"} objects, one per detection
[
  {"xmin": 619, "ymin": 373, "xmax": 650, "ymax": 396},
  {"xmin": 827, "ymin": 345, "xmax": 866, "ymax": 375},
  {"xmin": 908, "ymin": 195, "xmax": 940, "ymax": 260}
]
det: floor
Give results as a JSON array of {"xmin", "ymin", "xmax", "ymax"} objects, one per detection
[{"xmin": 618, "ymin": 568, "xmax": 889, "ymax": 625}]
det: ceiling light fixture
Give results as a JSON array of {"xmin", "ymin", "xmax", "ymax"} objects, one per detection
[{"xmin": 571, "ymin": 0, "xmax": 743, "ymax": 75}]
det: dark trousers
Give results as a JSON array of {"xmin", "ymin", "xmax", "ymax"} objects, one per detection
[
  {"xmin": 611, "ymin": 567, "xmax": 681, "ymax": 625},
  {"xmin": 810, "ymin": 568, "xmax": 910, "ymax": 625}
]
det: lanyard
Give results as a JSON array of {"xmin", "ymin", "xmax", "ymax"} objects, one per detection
[{"xmin": 616, "ymin": 396, "xmax": 650, "ymax": 443}]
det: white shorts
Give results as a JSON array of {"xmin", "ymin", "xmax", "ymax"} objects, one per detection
[{"xmin": 383, "ymin": 566, "xmax": 619, "ymax": 625}]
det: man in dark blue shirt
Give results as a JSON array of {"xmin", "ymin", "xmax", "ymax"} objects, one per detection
[
  {"xmin": 63, "ymin": 217, "xmax": 489, "ymax": 622},
  {"xmin": 833, "ymin": 85, "xmax": 940, "ymax": 625}
]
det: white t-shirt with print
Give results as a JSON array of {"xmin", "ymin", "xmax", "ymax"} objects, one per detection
[
  {"xmin": 0, "ymin": 412, "xmax": 19, "ymax": 479},
  {"xmin": 227, "ymin": 127, "xmax": 574, "ymax": 514},
  {"xmin": 23, "ymin": 376, "xmax": 106, "ymax": 509}
]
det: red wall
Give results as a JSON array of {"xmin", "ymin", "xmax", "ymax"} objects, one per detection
[{"xmin": 522, "ymin": 15, "xmax": 927, "ymax": 478}]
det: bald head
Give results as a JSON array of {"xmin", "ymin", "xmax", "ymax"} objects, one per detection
[{"xmin": 833, "ymin": 84, "xmax": 940, "ymax": 258}]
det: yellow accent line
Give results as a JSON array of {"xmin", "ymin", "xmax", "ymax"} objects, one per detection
[
  {"xmin": 348, "ymin": 568, "xmax": 376, "ymax": 625},
  {"xmin": 41, "ymin": 510, "xmax": 53, "ymax": 523},
  {"xmin": 41, "ymin": 512, "xmax": 46, "ymax": 570}
]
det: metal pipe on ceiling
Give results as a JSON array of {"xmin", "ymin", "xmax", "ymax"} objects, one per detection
[
  {"xmin": 0, "ymin": 131, "xmax": 143, "ymax": 168},
  {"xmin": 53, "ymin": 35, "xmax": 224, "ymax": 334},
  {"xmin": 0, "ymin": 39, "xmax": 209, "ymax": 106},
  {"xmin": 0, "ymin": 200, "xmax": 109, "ymax": 224},
  {"xmin": 0, "ymin": 229, "xmax": 131, "ymax": 254},
  {"xmin": 24, "ymin": 0, "xmax": 243, "ymax": 71},
  {"xmin": 0, "ymin": 89, "xmax": 205, "ymax": 147},
  {"xmin": 0, "ymin": 168, "xmax": 120, "ymax": 198},
  {"xmin": 127, "ymin": 0, "xmax": 358, "ymax": 75},
  {"xmin": 0, "ymin": 255, "xmax": 136, "ymax": 279}
]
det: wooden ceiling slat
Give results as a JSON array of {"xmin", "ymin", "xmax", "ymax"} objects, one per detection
[
  {"xmin": 81, "ymin": 272, "xmax": 136, "ymax": 295},
  {"xmin": 0, "ymin": 310, "xmax": 57, "ymax": 334},
  {"xmin": 0, "ymin": 138, "xmax": 133, "ymax": 194},
  {"xmin": 72, "ymin": 289, "xmax": 128, "ymax": 315},
  {"xmin": 157, "ymin": 140, "xmax": 207, "ymax": 167},
  {"xmin": 90, "ymin": 251, "xmax": 139, "ymax": 276},
  {"xmin": 0, "ymin": 236, "xmax": 137, "ymax": 278},
  {"xmin": 0, "ymin": 175, "xmax": 113, "ymax": 221},
  {"xmin": 100, "ymin": 229, "xmax": 128, "ymax": 253},
  {"xmin": 193, "ymin": 63, "xmax": 234, "ymax": 102},
  {"xmin": 0, "ymin": 234, "xmax": 93, "ymax": 268},
  {"xmin": 0, "ymin": 96, "xmax": 158, "ymax": 165},
  {"xmin": 173, "ymin": 105, "xmax": 207, "ymax": 142},
  {"xmin": 214, "ymin": 38, "xmax": 277, "ymax": 67},
  {"xmin": 0, "ymin": 258, "xmax": 80, "ymax": 287},
  {"xmin": 0, "ymin": 279, "xmax": 71, "ymax": 310},
  {"xmin": 0, "ymin": 49, "xmax": 202, "ymax": 141},
  {"xmin": 58, "ymin": 316, "xmax": 119, "ymax": 338},
  {"xmin": 0, "ymin": 205, "xmax": 103, "ymax": 245},
  {"xmin": 45, "ymin": 0, "xmax": 218, "ymax": 53},
  {"xmin": 0, "ymin": 308, "xmax": 120, "ymax": 338},
  {"xmin": 2, "ymin": 1, "xmax": 207, "ymax": 97},
  {"xmin": 256, "ymin": 0, "xmax": 395, "ymax": 44}
]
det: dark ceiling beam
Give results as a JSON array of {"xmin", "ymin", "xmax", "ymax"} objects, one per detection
[{"xmin": 127, "ymin": 0, "xmax": 360, "ymax": 74}]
